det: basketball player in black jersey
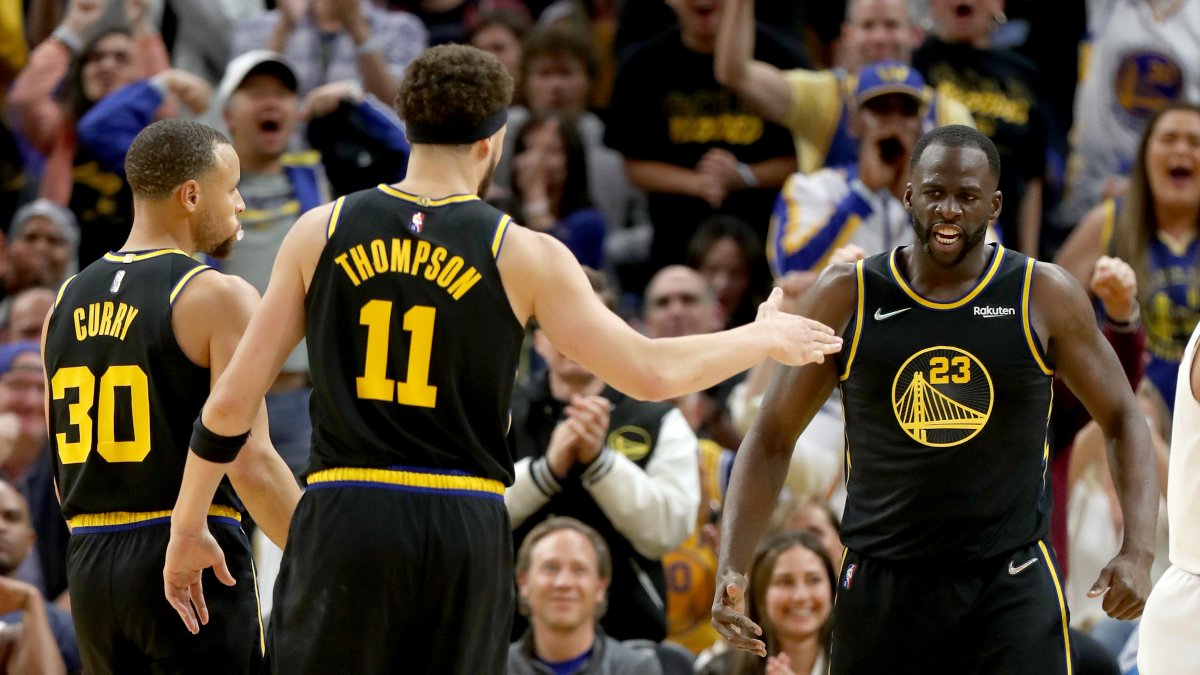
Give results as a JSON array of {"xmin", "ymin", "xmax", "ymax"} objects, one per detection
[
  {"xmin": 159, "ymin": 45, "xmax": 842, "ymax": 675},
  {"xmin": 713, "ymin": 125, "xmax": 1159, "ymax": 674},
  {"xmin": 41, "ymin": 120, "xmax": 301, "ymax": 674}
]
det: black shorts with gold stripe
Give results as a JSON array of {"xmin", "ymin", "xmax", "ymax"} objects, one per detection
[
  {"xmin": 830, "ymin": 540, "xmax": 1072, "ymax": 675},
  {"xmin": 66, "ymin": 506, "xmax": 263, "ymax": 675},
  {"xmin": 267, "ymin": 466, "xmax": 513, "ymax": 675}
]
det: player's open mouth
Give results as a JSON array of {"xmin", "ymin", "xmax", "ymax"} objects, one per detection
[
  {"xmin": 259, "ymin": 120, "xmax": 281, "ymax": 133},
  {"xmin": 954, "ymin": 3, "xmax": 973, "ymax": 17},
  {"xmin": 933, "ymin": 225, "xmax": 962, "ymax": 247}
]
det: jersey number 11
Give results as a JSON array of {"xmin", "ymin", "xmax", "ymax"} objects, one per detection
[{"xmin": 356, "ymin": 299, "xmax": 438, "ymax": 408}]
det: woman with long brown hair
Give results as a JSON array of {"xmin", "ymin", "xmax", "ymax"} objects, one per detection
[
  {"xmin": 698, "ymin": 532, "xmax": 834, "ymax": 675},
  {"xmin": 1056, "ymin": 101, "xmax": 1200, "ymax": 418}
]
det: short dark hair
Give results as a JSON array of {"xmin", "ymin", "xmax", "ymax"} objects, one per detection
[
  {"xmin": 125, "ymin": 120, "xmax": 231, "ymax": 200},
  {"xmin": 520, "ymin": 26, "xmax": 597, "ymax": 84},
  {"xmin": 910, "ymin": 124, "xmax": 1001, "ymax": 185},
  {"xmin": 395, "ymin": 44, "xmax": 513, "ymax": 146},
  {"xmin": 516, "ymin": 516, "xmax": 612, "ymax": 581}
]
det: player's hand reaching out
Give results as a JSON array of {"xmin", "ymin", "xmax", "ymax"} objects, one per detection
[
  {"xmin": 712, "ymin": 570, "xmax": 765, "ymax": 656},
  {"xmin": 1088, "ymin": 549, "xmax": 1152, "ymax": 620},
  {"xmin": 756, "ymin": 287, "xmax": 842, "ymax": 366},
  {"xmin": 164, "ymin": 528, "xmax": 236, "ymax": 634}
]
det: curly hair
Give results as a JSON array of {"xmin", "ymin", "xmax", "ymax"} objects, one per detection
[
  {"xmin": 395, "ymin": 44, "xmax": 513, "ymax": 144},
  {"xmin": 125, "ymin": 120, "xmax": 231, "ymax": 200}
]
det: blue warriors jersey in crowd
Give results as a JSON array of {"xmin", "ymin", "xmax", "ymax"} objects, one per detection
[
  {"xmin": 837, "ymin": 245, "xmax": 1054, "ymax": 562},
  {"xmin": 304, "ymin": 186, "xmax": 525, "ymax": 484},
  {"xmin": 45, "ymin": 249, "xmax": 242, "ymax": 523},
  {"xmin": 767, "ymin": 166, "xmax": 912, "ymax": 278},
  {"xmin": 1099, "ymin": 198, "xmax": 1200, "ymax": 411}
]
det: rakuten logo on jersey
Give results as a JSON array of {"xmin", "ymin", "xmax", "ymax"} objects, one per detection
[{"xmin": 974, "ymin": 306, "xmax": 1016, "ymax": 318}]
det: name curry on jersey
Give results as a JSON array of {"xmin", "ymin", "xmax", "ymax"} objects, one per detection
[{"xmin": 70, "ymin": 301, "xmax": 140, "ymax": 341}]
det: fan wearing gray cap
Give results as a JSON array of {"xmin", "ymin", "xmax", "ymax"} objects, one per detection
[
  {"xmin": 0, "ymin": 200, "xmax": 81, "ymax": 330},
  {"xmin": 5, "ymin": 200, "xmax": 80, "ymax": 297}
]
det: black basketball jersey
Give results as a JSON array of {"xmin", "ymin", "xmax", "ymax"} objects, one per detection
[
  {"xmin": 304, "ymin": 186, "xmax": 525, "ymax": 484},
  {"xmin": 836, "ymin": 244, "xmax": 1054, "ymax": 562},
  {"xmin": 45, "ymin": 249, "xmax": 241, "ymax": 519}
]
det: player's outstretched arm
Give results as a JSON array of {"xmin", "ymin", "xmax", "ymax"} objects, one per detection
[
  {"xmin": 499, "ymin": 227, "xmax": 842, "ymax": 402},
  {"xmin": 1035, "ymin": 262, "xmax": 1157, "ymax": 620},
  {"xmin": 712, "ymin": 263, "xmax": 855, "ymax": 654}
]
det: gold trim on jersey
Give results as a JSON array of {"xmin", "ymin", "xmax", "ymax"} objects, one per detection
[
  {"xmin": 327, "ymin": 195, "xmax": 346, "ymax": 239},
  {"xmin": 492, "ymin": 215, "xmax": 512, "ymax": 257},
  {"xmin": 54, "ymin": 274, "xmax": 77, "ymax": 308},
  {"xmin": 102, "ymin": 248, "xmax": 189, "ymax": 263},
  {"xmin": 377, "ymin": 184, "xmax": 479, "ymax": 207},
  {"xmin": 888, "ymin": 244, "xmax": 1005, "ymax": 309},
  {"xmin": 67, "ymin": 504, "xmax": 242, "ymax": 533},
  {"xmin": 891, "ymin": 346, "xmax": 993, "ymax": 448},
  {"xmin": 168, "ymin": 265, "xmax": 213, "ymax": 305},
  {"xmin": 306, "ymin": 466, "xmax": 504, "ymax": 498},
  {"xmin": 839, "ymin": 260, "xmax": 866, "ymax": 382},
  {"xmin": 1021, "ymin": 259, "xmax": 1054, "ymax": 375},
  {"xmin": 250, "ymin": 561, "xmax": 266, "ymax": 656},
  {"xmin": 1038, "ymin": 540, "xmax": 1074, "ymax": 675},
  {"xmin": 1156, "ymin": 229, "xmax": 1197, "ymax": 257},
  {"xmin": 814, "ymin": 215, "xmax": 863, "ymax": 270}
]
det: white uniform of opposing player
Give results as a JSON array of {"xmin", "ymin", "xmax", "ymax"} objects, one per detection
[{"xmin": 1139, "ymin": 323, "xmax": 1200, "ymax": 674}]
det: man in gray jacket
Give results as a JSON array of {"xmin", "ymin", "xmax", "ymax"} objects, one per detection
[{"xmin": 509, "ymin": 517, "xmax": 663, "ymax": 675}]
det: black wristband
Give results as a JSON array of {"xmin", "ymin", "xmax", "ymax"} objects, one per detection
[{"xmin": 190, "ymin": 417, "xmax": 250, "ymax": 464}]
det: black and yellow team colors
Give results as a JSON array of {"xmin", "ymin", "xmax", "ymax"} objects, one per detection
[
  {"xmin": 45, "ymin": 250, "xmax": 262, "ymax": 674},
  {"xmin": 267, "ymin": 185, "xmax": 524, "ymax": 674},
  {"xmin": 832, "ymin": 245, "xmax": 1071, "ymax": 674}
]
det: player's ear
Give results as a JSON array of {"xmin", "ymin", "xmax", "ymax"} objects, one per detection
[
  {"xmin": 177, "ymin": 179, "xmax": 201, "ymax": 213},
  {"xmin": 990, "ymin": 190, "xmax": 1003, "ymax": 223}
]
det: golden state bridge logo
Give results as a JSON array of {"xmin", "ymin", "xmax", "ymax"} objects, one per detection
[{"xmin": 891, "ymin": 346, "xmax": 993, "ymax": 447}]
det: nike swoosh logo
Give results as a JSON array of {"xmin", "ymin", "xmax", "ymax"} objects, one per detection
[
  {"xmin": 1008, "ymin": 557, "xmax": 1039, "ymax": 575},
  {"xmin": 874, "ymin": 307, "xmax": 911, "ymax": 321}
]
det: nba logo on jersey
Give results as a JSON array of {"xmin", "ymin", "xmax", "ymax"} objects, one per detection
[
  {"xmin": 843, "ymin": 563, "xmax": 857, "ymax": 590},
  {"xmin": 410, "ymin": 212, "xmax": 424, "ymax": 233}
]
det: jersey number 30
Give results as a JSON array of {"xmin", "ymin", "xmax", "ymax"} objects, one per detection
[
  {"xmin": 356, "ymin": 300, "xmax": 438, "ymax": 408},
  {"xmin": 51, "ymin": 365, "xmax": 151, "ymax": 464}
]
